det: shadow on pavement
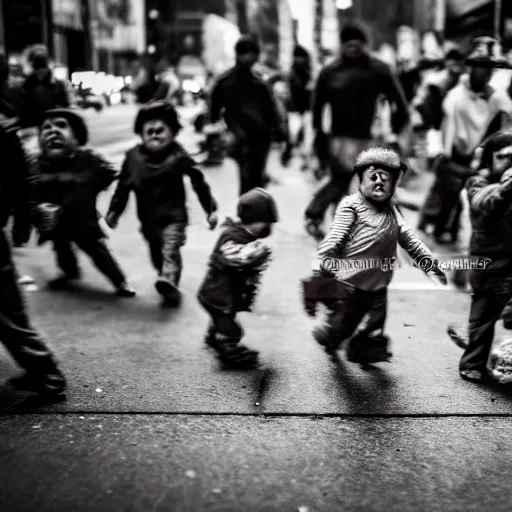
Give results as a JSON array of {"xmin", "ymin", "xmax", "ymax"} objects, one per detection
[{"xmin": 328, "ymin": 351, "xmax": 401, "ymax": 415}]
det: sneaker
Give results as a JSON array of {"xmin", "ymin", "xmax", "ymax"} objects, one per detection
[
  {"xmin": 48, "ymin": 273, "xmax": 80, "ymax": 290},
  {"xmin": 9, "ymin": 371, "xmax": 66, "ymax": 398},
  {"xmin": 116, "ymin": 282, "xmax": 136, "ymax": 298},
  {"xmin": 155, "ymin": 278, "xmax": 175, "ymax": 296}
]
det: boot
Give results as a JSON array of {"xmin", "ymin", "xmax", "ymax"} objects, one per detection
[
  {"xmin": 346, "ymin": 333, "xmax": 392, "ymax": 363},
  {"xmin": 9, "ymin": 370, "xmax": 66, "ymax": 399},
  {"xmin": 156, "ymin": 278, "xmax": 181, "ymax": 307},
  {"xmin": 48, "ymin": 272, "xmax": 80, "ymax": 290},
  {"xmin": 209, "ymin": 336, "xmax": 259, "ymax": 369}
]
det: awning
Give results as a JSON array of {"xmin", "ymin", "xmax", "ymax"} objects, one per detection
[
  {"xmin": 445, "ymin": 0, "xmax": 494, "ymax": 38},
  {"xmin": 446, "ymin": 0, "xmax": 492, "ymax": 18}
]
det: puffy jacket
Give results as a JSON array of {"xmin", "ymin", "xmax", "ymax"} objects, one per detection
[{"xmin": 466, "ymin": 173, "xmax": 512, "ymax": 269}]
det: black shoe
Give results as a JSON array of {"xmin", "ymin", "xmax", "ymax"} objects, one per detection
[
  {"xmin": 9, "ymin": 371, "xmax": 66, "ymax": 398},
  {"xmin": 216, "ymin": 344, "xmax": 259, "ymax": 369},
  {"xmin": 116, "ymin": 282, "xmax": 136, "ymax": 297},
  {"xmin": 48, "ymin": 273, "xmax": 80, "ymax": 290},
  {"xmin": 459, "ymin": 370, "xmax": 487, "ymax": 383}
]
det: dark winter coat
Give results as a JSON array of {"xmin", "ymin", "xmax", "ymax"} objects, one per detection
[
  {"xmin": 107, "ymin": 143, "xmax": 217, "ymax": 234},
  {"xmin": 30, "ymin": 149, "xmax": 118, "ymax": 239}
]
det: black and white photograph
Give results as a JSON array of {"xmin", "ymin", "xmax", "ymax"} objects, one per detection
[{"xmin": 1, "ymin": 0, "xmax": 512, "ymax": 511}]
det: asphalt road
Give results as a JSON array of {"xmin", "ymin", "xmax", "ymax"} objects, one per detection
[{"xmin": 1, "ymin": 105, "xmax": 512, "ymax": 512}]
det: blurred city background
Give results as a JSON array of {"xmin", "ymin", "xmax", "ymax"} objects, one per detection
[{"xmin": 1, "ymin": 1, "xmax": 511, "ymax": 107}]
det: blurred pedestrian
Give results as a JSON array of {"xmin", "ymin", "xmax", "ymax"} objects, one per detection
[
  {"xmin": 0, "ymin": 48, "xmax": 32, "ymax": 247},
  {"xmin": 0, "ymin": 112, "xmax": 66, "ymax": 399},
  {"xmin": 424, "ymin": 38, "xmax": 512, "ymax": 245},
  {"xmin": 18, "ymin": 44, "xmax": 73, "ymax": 158},
  {"xmin": 30, "ymin": 108, "xmax": 136, "ymax": 297},
  {"xmin": 208, "ymin": 36, "xmax": 284, "ymax": 195},
  {"xmin": 198, "ymin": 188, "xmax": 278, "ymax": 369},
  {"xmin": 448, "ymin": 131, "xmax": 512, "ymax": 382},
  {"xmin": 106, "ymin": 101, "xmax": 218, "ymax": 307},
  {"xmin": 304, "ymin": 22, "xmax": 410, "ymax": 240}
]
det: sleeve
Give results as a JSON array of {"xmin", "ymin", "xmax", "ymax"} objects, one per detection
[
  {"xmin": 395, "ymin": 208, "xmax": 435, "ymax": 265},
  {"xmin": 89, "ymin": 150, "xmax": 118, "ymax": 192},
  {"xmin": 208, "ymin": 79, "xmax": 223, "ymax": 124},
  {"xmin": 380, "ymin": 65, "xmax": 410, "ymax": 134},
  {"xmin": 185, "ymin": 164, "xmax": 218, "ymax": 216},
  {"xmin": 217, "ymin": 240, "xmax": 270, "ymax": 269},
  {"xmin": 466, "ymin": 175, "xmax": 512, "ymax": 216},
  {"xmin": 8, "ymin": 131, "xmax": 34, "ymax": 237},
  {"xmin": 106, "ymin": 156, "xmax": 132, "ymax": 221},
  {"xmin": 312, "ymin": 67, "xmax": 328, "ymax": 132},
  {"xmin": 317, "ymin": 200, "xmax": 356, "ymax": 258}
]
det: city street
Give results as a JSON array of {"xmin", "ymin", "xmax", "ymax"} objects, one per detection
[{"xmin": 1, "ymin": 105, "xmax": 512, "ymax": 511}]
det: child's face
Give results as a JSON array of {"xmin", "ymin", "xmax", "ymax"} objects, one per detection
[
  {"xmin": 359, "ymin": 166, "xmax": 395, "ymax": 203},
  {"xmin": 142, "ymin": 119, "xmax": 174, "ymax": 153},
  {"xmin": 492, "ymin": 146, "xmax": 512, "ymax": 175}
]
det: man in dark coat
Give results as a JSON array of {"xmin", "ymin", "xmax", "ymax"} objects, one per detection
[
  {"xmin": 208, "ymin": 36, "xmax": 284, "ymax": 195},
  {"xmin": 0, "ymin": 114, "xmax": 66, "ymax": 398}
]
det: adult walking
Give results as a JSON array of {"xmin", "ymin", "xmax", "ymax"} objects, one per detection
[
  {"xmin": 208, "ymin": 36, "xmax": 284, "ymax": 195},
  {"xmin": 304, "ymin": 22, "xmax": 410, "ymax": 240},
  {"xmin": 0, "ymin": 113, "xmax": 66, "ymax": 399}
]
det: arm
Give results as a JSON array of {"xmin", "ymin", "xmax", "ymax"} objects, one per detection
[
  {"xmin": 217, "ymin": 240, "xmax": 271, "ymax": 269},
  {"xmin": 185, "ymin": 164, "xmax": 218, "ymax": 217},
  {"xmin": 88, "ymin": 150, "xmax": 118, "ymax": 192},
  {"xmin": 317, "ymin": 201, "xmax": 356, "ymax": 259},
  {"xmin": 208, "ymin": 79, "xmax": 223, "ymax": 124},
  {"xmin": 380, "ymin": 66, "xmax": 410, "ymax": 135},
  {"xmin": 466, "ymin": 174, "xmax": 512, "ymax": 217},
  {"xmin": 395, "ymin": 209, "xmax": 435, "ymax": 264},
  {"xmin": 311, "ymin": 68, "xmax": 328, "ymax": 132},
  {"xmin": 106, "ymin": 156, "xmax": 132, "ymax": 224}
]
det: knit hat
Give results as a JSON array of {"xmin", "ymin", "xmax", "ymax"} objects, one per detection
[
  {"xmin": 235, "ymin": 36, "xmax": 260, "ymax": 56},
  {"xmin": 340, "ymin": 23, "xmax": 367, "ymax": 44},
  {"xmin": 41, "ymin": 108, "xmax": 88, "ymax": 146},
  {"xmin": 353, "ymin": 147, "xmax": 407, "ymax": 178},
  {"xmin": 479, "ymin": 131, "xmax": 512, "ymax": 170},
  {"xmin": 134, "ymin": 100, "xmax": 182, "ymax": 135},
  {"xmin": 293, "ymin": 46, "xmax": 310, "ymax": 59},
  {"xmin": 27, "ymin": 44, "xmax": 49, "ymax": 69},
  {"xmin": 237, "ymin": 188, "xmax": 279, "ymax": 224}
]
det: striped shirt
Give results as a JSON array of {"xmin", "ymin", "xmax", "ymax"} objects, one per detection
[{"xmin": 317, "ymin": 192, "xmax": 433, "ymax": 291}]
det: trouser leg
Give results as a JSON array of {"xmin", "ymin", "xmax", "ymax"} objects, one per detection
[
  {"xmin": 53, "ymin": 237, "xmax": 80, "ymax": 278},
  {"xmin": 434, "ymin": 191, "xmax": 460, "ymax": 239},
  {"xmin": 0, "ymin": 232, "xmax": 65, "ymax": 391},
  {"xmin": 75, "ymin": 237, "xmax": 127, "ymax": 288},
  {"xmin": 346, "ymin": 289, "xmax": 391, "ymax": 362},
  {"xmin": 313, "ymin": 290, "xmax": 369, "ymax": 351},
  {"xmin": 160, "ymin": 223, "xmax": 187, "ymax": 287},
  {"xmin": 460, "ymin": 273, "xmax": 512, "ymax": 372},
  {"xmin": 145, "ymin": 232, "xmax": 163, "ymax": 275},
  {"xmin": 235, "ymin": 141, "xmax": 271, "ymax": 196}
]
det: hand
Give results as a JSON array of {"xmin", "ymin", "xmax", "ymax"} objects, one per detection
[
  {"xmin": 105, "ymin": 212, "xmax": 118, "ymax": 230},
  {"xmin": 432, "ymin": 267, "xmax": 447, "ymax": 286},
  {"xmin": 207, "ymin": 211, "xmax": 218, "ymax": 230}
]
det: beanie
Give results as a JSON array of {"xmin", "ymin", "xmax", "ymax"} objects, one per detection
[
  {"xmin": 237, "ymin": 188, "xmax": 279, "ymax": 224},
  {"xmin": 353, "ymin": 147, "xmax": 406, "ymax": 178},
  {"xmin": 340, "ymin": 23, "xmax": 367, "ymax": 44},
  {"xmin": 235, "ymin": 36, "xmax": 260, "ymax": 56}
]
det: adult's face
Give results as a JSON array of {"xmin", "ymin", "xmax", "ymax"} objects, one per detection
[
  {"xmin": 446, "ymin": 58, "xmax": 465, "ymax": 77},
  {"xmin": 40, "ymin": 117, "xmax": 78, "ymax": 158},
  {"xmin": 141, "ymin": 119, "xmax": 174, "ymax": 153},
  {"xmin": 236, "ymin": 52, "xmax": 258, "ymax": 69},
  {"xmin": 492, "ymin": 146, "xmax": 512, "ymax": 175},
  {"xmin": 359, "ymin": 166, "xmax": 396, "ymax": 202},
  {"xmin": 469, "ymin": 66, "xmax": 493, "ymax": 91},
  {"xmin": 341, "ymin": 39, "xmax": 365, "ymax": 60}
]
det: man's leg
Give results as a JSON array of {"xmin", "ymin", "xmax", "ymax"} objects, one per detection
[
  {"xmin": 155, "ymin": 223, "xmax": 187, "ymax": 306},
  {"xmin": 460, "ymin": 274, "xmax": 512, "ymax": 380},
  {"xmin": 144, "ymin": 231, "xmax": 163, "ymax": 275},
  {"xmin": 0, "ymin": 232, "xmax": 65, "ymax": 395},
  {"xmin": 434, "ymin": 191, "xmax": 460, "ymax": 241},
  {"xmin": 75, "ymin": 237, "xmax": 135, "ymax": 296}
]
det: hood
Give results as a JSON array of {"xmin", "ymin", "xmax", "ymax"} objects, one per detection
[{"xmin": 237, "ymin": 188, "xmax": 279, "ymax": 225}]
